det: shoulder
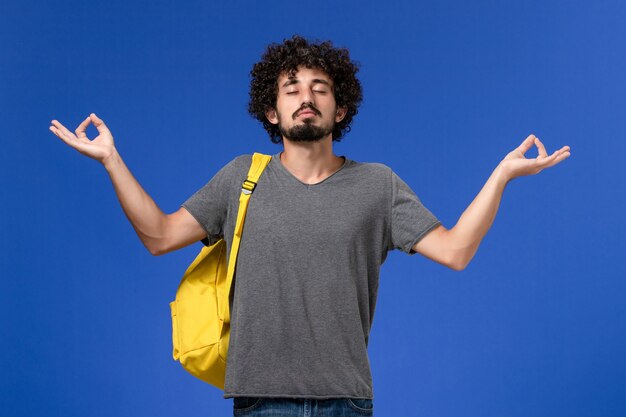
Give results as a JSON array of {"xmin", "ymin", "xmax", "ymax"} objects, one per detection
[
  {"xmin": 339, "ymin": 159, "xmax": 396, "ymax": 195},
  {"xmin": 347, "ymin": 158, "xmax": 392, "ymax": 174},
  {"xmin": 346, "ymin": 159, "xmax": 394, "ymax": 181},
  {"xmin": 226, "ymin": 154, "xmax": 254, "ymax": 170},
  {"xmin": 212, "ymin": 154, "xmax": 254, "ymax": 180}
]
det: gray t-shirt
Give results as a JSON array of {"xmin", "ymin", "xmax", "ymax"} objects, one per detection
[{"xmin": 182, "ymin": 153, "xmax": 441, "ymax": 400}]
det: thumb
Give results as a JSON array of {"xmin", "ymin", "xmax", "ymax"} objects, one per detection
[{"xmin": 89, "ymin": 113, "xmax": 109, "ymax": 133}]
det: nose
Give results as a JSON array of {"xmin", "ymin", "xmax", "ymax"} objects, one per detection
[{"xmin": 300, "ymin": 86, "xmax": 315, "ymax": 104}]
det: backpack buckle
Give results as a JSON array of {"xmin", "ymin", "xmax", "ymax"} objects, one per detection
[{"xmin": 242, "ymin": 179, "xmax": 257, "ymax": 195}]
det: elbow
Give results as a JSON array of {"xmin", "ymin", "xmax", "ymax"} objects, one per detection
[
  {"xmin": 144, "ymin": 239, "xmax": 170, "ymax": 256},
  {"xmin": 146, "ymin": 244, "xmax": 162, "ymax": 256},
  {"xmin": 448, "ymin": 253, "xmax": 469, "ymax": 271},
  {"xmin": 446, "ymin": 240, "xmax": 477, "ymax": 271},
  {"xmin": 148, "ymin": 246, "xmax": 166, "ymax": 256},
  {"xmin": 450, "ymin": 261, "xmax": 468, "ymax": 271},
  {"xmin": 134, "ymin": 214, "xmax": 180, "ymax": 256}
]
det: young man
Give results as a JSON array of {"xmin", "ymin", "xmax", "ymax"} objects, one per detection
[{"xmin": 50, "ymin": 35, "xmax": 570, "ymax": 416}]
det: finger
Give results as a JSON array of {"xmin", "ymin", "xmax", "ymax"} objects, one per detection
[
  {"xmin": 51, "ymin": 119, "xmax": 68, "ymax": 131},
  {"xmin": 534, "ymin": 137, "xmax": 548, "ymax": 158},
  {"xmin": 89, "ymin": 113, "xmax": 110, "ymax": 134},
  {"xmin": 544, "ymin": 151, "xmax": 570, "ymax": 168},
  {"xmin": 517, "ymin": 134, "xmax": 537, "ymax": 156},
  {"xmin": 537, "ymin": 150, "xmax": 559, "ymax": 165},
  {"xmin": 50, "ymin": 124, "xmax": 85, "ymax": 151},
  {"xmin": 50, "ymin": 120, "xmax": 79, "ymax": 142},
  {"xmin": 548, "ymin": 146, "xmax": 571, "ymax": 166},
  {"xmin": 537, "ymin": 149, "xmax": 570, "ymax": 169},
  {"xmin": 74, "ymin": 116, "xmax": 93, "ymax": 142},
  {"xmin": 547, "ymin": 146, "xmax": 571, "ymax": 160}
]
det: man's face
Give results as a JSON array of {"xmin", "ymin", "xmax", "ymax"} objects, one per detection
[{"xmin": 266, "ymin": 66, "xmax": 347, "ymax": 143}]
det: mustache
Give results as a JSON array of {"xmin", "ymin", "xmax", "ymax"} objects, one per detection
[{"xmin": 293, "ymin": 104, "xmax": 321, "ymax": 119}]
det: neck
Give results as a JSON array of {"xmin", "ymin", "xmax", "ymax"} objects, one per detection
[{"xmin": 279, "ymin": 136, "xmax": 345, "ymax": 185}]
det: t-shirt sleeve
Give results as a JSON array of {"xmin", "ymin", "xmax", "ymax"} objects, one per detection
[
  {"xmin": 390, "ymin": 171, "xmax": 441, "ymax": 254},
  {"xmin": 181, "ymin": 155, "xmax": 249, "ymax": 246}
]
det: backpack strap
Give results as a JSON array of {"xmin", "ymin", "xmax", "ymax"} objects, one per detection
[{"xmin": 220, "ymin": 153, "xmax": 272, "ymax": 322}]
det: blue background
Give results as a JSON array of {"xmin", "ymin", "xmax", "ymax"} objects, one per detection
[{"xmin": 2, "ymin": 0, "xmax": 625, "ymax": 416}]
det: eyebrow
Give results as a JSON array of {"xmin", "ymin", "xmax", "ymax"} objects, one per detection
[{"xmin": 281, "ymin": 78, "xmax": 331, "ymax": 88}]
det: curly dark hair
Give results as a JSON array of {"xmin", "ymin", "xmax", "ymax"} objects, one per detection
[{"xmin": 248, "ymin": 35, "xmax": 363, "ymax": 144}]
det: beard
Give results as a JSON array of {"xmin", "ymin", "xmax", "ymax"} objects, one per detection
[
  {"xmin": 277, "ymin": 112, "xmax": 335, "ymax": 143},
  {"xmin": 279, "ymin": 121, "xmax": 332, "ymax": 142}
]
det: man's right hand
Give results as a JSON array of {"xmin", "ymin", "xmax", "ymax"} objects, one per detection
[
  {"xmin": 49, "ymin": 113, "xmax": 116, "ymax": 165},
  {"xmin": 49, "ymin": 112, "xmax": 208, "ymax": 255}
]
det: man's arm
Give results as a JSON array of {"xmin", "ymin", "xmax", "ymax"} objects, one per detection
[
  {"xmin": 413, "ymin": 134, "xmax": 571, "ymax": 271},
  {"xmin": 50, "ymin": 113, "xmax": 207, "ymax": 256}
]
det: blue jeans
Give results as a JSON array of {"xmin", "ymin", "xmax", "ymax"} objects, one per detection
[{"xmin": 233, "ymin": 397, "xmax": 374, "ymax": 416}]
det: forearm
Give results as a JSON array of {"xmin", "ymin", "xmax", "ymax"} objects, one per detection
[
  {"xmin": 103, "ymin": 149, "xmax": 168, "ymax": 253},
  {"xmin": 448, "ymin": 163, "xmax": 510, "ymax": 269}
]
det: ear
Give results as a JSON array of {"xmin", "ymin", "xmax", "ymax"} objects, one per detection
[
  {"xmin": 266, "ymin": 107, "xmax": 278, "ymax": 125},
  {"xmin": 335, "ymin": 106, "xmax": 348, "ymax": 123}
]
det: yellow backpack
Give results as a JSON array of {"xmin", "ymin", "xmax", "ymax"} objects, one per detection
[{"xmin": 169, "ymin": 153, "xmax": 272, "ymax": 389}]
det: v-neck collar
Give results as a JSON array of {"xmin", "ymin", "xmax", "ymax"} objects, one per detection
[{"xmin": 272, "ymin": 152, "xmax": 350, "ymax": 187}]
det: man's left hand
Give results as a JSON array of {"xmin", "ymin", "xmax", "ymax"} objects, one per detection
[{"xmin": 499, "ymin": 134, "xmax": 571, "ymax": 181}]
